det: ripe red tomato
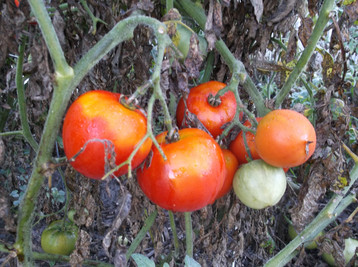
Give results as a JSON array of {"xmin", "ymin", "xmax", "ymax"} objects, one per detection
[
  {"xmin": 62, "ymin": 90, "xmax": 152, "ymax": 179},
  {"xmin": 229, "ymin": 118, "xmax": 262, "ymax": 164},
  {"xmin": 176, "ymin": 81, "xmax": 238, "ymax": 138},
  {"xmin": 255, "ymin": 109, "xmax": 316, "ymax": 168},
  {"xmin": 41, "ymin": 220, "xmax": 78, "ymax": 255},
  {"xmin": 137, "ymin": 128, "xmax": 226, "ymax": 212},
  {"xmin": 214, "ymin": 149, "xmax": 239, "ymax": 200}
]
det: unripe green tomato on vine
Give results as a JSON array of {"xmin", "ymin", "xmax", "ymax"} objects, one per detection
[
  {"xmin": 41, "ymin": 220, "xmax": 78, "ymax": 256},
  {"xmin": 233, "ymin": 159, "xmax": 287, "ymax": 209}
]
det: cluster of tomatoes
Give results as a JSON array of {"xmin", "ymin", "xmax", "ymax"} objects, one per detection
[
  {"xmin": 42, "ymin": 81, "xmax": 316, "ymax": 255},
  {"xmin": 61, "ymin": 82, "xmax": 316, "ymax": 213}
]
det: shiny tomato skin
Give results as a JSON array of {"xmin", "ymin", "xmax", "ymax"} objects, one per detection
[
  {"xmin": 214, "ymin": 149, "xmax": 239, "ymax": 200},
  {"xmin": 176, "ymin": 81, "xmax": 238, "ymax": 138},
  {"xmin": 255, "ymin": 109, "xmax": 316, "ymax": 168},
  {"xmin": 229, "ymin": 118, "xmax": 262, "ymax": 164},
  {"xmin": 41, "ymin": 220, "xmax": 78, "ymax": 256},
  {"xmin": 62, "ymin": 90, "xmax": 152, "ymax": 179},
  {"xmin": 137, "ymin": 128, "xmax": 226, "ymax": 212}
]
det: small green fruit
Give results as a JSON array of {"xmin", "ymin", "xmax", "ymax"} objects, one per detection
[{"xmin": 233, "ymin": 159, "xmax": 287, "ymax": 209}]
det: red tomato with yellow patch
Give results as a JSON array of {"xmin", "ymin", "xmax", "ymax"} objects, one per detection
[
  {"xmin": 62, "ymin": 90, "xmax": 152, "ymax": 179},
  {"xmin": 137, "ymin": 128, "xmax": 225, "ymax": 212},
  {"xmin": 229, "ymin": 118, "xmax": 262, "ymax": 164},
  {"xmin": 176, "ymin": 81, "xmax": 239, "ymax": 138},
  {"xmin": 214, "ymin": 149, "xmax": 239, "ymax": 200},
  {"xmin": 255, "ymin": 109, "xmax": 316, "ymax": 168}
]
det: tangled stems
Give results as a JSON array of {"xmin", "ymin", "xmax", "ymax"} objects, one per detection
[{"xmin": 14, "ymin": 0, "xmax": 171, "ymax": 265}]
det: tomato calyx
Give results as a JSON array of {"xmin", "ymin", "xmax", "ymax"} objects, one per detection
[
  {"xmin": 165, "ymin": 127, "xmax": 180, "ymax": 144},
  {"xmin": 207, "ymin": 93, "xmax": 222, "ymax": 107},
  {"xmin": 119, "ymin": 95, "xmax": 137, "ymax": 111}
]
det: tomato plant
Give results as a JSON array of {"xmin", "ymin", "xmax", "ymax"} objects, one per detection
[
  {"xmin": 41, "ymin": 220, "xmax": 78, "ymax": 255},
  {"xmin": 176, "ymin": 81, "xmax": 238, "ymax": 138},
  {"xmin": 233, "ymin": 159, "xmax": 287, "ymax": 209},
  {"xmin": 137, "ymin": 128, "xmax": 226, "ymax": 212},
  {"xmin": 62, "ymin": 90, "xmax": 152, "ymax": 179},
  {"xmin": 255, "ymin": 109, "xmax": 316, "ymax": 168},
  {"xmin": 229, "ymin": 118, "xmax": 262, "ymax": 164},
  {"xmin": 214, "ymin": 149, "xmax": 239, "ymax": 200}
]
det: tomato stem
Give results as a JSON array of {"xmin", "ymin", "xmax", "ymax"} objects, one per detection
[
  {"xmin": 125, "ymin": 209, "xmax": 158, "ymax": 263},
  {"xmin": 274, "ymin": 0, "xmax": 336, "ymax": 109},
  {"xmin": 168, "ymin": 211, "xmax": 180, "ymax": 258},
  {"xmin": 184, "ymin": 212, "xmax": 193, "ymax": 258}
]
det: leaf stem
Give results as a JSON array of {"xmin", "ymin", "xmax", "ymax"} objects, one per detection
[
  {"xmin": 125, "ymin": 209, "xmax": 158, "ymax": 263},
  {"xmin": 16, "ymin": 35, "xmax": 39, "ymax": 152},
  {"xmin": 184, "ymin": 212, "xmax": 193, "ymax": 258},
  {"xmin": 168, "ymin": 211, "xmax": 180, "ymax": 258},
  {"xmin": 274, "ymin": 0, "xmax": 335, "ymax": 108}
]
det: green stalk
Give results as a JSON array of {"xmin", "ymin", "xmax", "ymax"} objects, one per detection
[
  {"xmin": 27, "ymin": 0, "xmax": 73, "ymax": 77},
  {"xmin": 274, "ymin": 0, "xmax": 335, "ymax": 108},
  {"xmin": 166, "ymin": 0, "xmax": 174, "ymax": 11},
  {"xmin": 16, "ymin": 36, "xmax": 39, "ymax": 151},
  {"xmin": 265, "ymin": 163, "xmax": 358, "ymax": 266},
  {"xmin": 184, "ymin": 212, "xmax": 193, "ymax": 258},
  {"xmin": 168, "ymin": 211, "xmax": 180, "ymax": 258},
  {"xmin": 14, "ymin": 2, "xmax": 169, "ymax": 265},
  {"xmin": 125, "ymin": 209, "xmax": 158, "ymax": 263}
]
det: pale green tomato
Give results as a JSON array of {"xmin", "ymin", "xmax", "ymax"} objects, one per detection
[{"xmin": 233, "ymin": 159, "xmax": 287, "ymax": 209}]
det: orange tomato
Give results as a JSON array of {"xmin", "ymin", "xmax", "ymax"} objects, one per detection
[
  {"xmin": 215, "ymin": 149, "xmax": 239, "ymax": 200},
  {"xmin": 229, "ymin": 118, "xmax": 262, "ymax": 164},
  {"xmin": 255, "ymin": 109, "xmax": 316, "ymax": 168},
  {"xmin": 137, "ymin": 128, "xmax": 225, "ymax": 212},
  {"xmin": 176, "ymin": 81, "xmax": 238, "ymax": 138},
  {"xmin": 62, "ymin": 90, "xmax": 152, "ymax": 179}
]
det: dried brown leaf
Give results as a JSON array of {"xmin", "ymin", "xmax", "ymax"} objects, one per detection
[
  {"xmin": 298, "ymin": 17, "xmax": 313, "ymax": 47},
  {"xmin": 70, "ymin": 230, "xmax": 92, "ymax": 266}
]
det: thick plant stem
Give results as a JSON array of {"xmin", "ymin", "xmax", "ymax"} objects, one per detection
[
  {"xmin": 265, "ymin": 163, "xmax": 358, "ymax": 267},
  {"xmin": 274, "ymin": 0, "xmax": 335, "ymax": 108},
  {"xmin": 14, "ymin": 2, "xmax": 169, "ymax": 265},
  {"xmin": 168, "ymin": 211, "xmax": 180, "ymax": 258},
  {"xmin": 27, "ymin": 0, "xmax": 73, "ymax": 77},
  {"xmin": 185, "ymin": 212, "xmax": 193, "ymax": 258},
  {"xmin": 16, "ymin": 36, "xmax": 39, "ymax": 151}
]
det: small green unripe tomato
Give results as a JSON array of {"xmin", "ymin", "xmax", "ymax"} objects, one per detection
[
  {"xmin": 41, "ymin": 220, "xmax": 78, "ymax": 255},
  {"xmin": 233, "ymin": 159, "xmax": 287, "ymax": 209}
]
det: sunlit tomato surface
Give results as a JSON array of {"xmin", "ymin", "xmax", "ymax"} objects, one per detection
[
  {"xmin": 229, "ymin": 118, "xmax": 262, "ymax": 164},
  {"xmin": 255, "ymin": 109, "xmax": 316, "ymax": 168},
  {"xmin": 137, "ymin": 128, "xmax": 226, "ymax": 212},
  {"xmin": 214, "ymin": 149, "xmax": 239, "ymax": 200},
  {"xmin": 41, "ymin": 220, "xmax": 78, "ymax": 256},
  {"xmin": 62, "ymin": 90, "xmax": 152, "ymax": 179},
  {"xmin": 176, "ymin": 81, "xmax": 238, "ymax": 138}
]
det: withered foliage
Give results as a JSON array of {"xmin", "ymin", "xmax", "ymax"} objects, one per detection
[{"xmin": 0, "ymin": 0, "xmax": 357, "ymax": 266}]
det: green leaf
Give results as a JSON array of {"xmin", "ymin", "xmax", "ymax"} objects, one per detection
[
  {"xmin": 131, "ymin": 254, "xmax": 155, "ymax": 267},
  {"xmin": 184, "ymin": 255, "xmax": 201, "ymax": 267}
]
